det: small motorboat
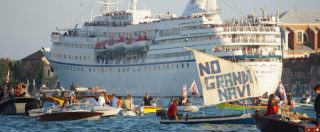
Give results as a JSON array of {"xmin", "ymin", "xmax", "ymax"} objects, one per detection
[
  {"xmin": 80, "ymin": 98, "xmax": 121, "ymax": 117},
  {"xmin": 300, "ymin": 96, "xmax": 312, "ymax": 104},
  {"xmin": 94, "ymin": 106, "xmax": 122, "ymax": 117},
  {"xmin": 120, "ymin": 109, "xmax": 137, "ymax": 117},
  {"xmin": 35, "ymin": 111, "xmax": 103, "ymax": 121},
  {"xmin": 140, "ymin": 106, "xmax": 162, "ymax": 114},
  {"xmin": 0, "ymin": 97, "xmax": 41, "ymax": 115},
  {"xmin": 160, "ymin": 113, "xmax": 253, "ymax": 124},
  {"xmin": 253, "ymin": 111, "xmax": 319, "ymax": 132}
]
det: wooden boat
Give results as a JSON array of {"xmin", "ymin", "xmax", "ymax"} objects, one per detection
[
  {"xmin": 217, "ymin": 103, "xmax": 267, "ymax": 110},
  {"xmin": 252, "ymin": 112, "xmax": 320, "ymax": 132},
  {"xmin": 35, "ymin": 111, "xmax": 103, "ymax": 121},
  {"xmin": 160, "ymin": 113, "xmax": 253, "ymax": 124},
  {"xmin": 0, "ymin": 97, "xmax": 41, "ymax": 115}
]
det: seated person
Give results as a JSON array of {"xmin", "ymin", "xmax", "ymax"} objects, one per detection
[
  {"xmin": 265, "ymin": 94, "xmax": 278, "ymax": 117},
  {"xmin": 167, "ymin": 99, "xmax": 180, "ymax": 120},
  {"xmin": 98, "ymin": 93, "xmax": 106, "ymax": 106}
]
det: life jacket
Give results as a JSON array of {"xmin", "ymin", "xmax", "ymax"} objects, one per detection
[{"xmin": 265, "ymin": 100, "xmax": 278, "ymax": 116}]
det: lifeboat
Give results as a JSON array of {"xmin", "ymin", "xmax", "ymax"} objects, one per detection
[
  {"xmin": 125, "ymin": 36, "xmax": 149, "ymax": 51},
  {"xmin": 101, "ymin": 38, "xmax": 125, "ymax": 52}
]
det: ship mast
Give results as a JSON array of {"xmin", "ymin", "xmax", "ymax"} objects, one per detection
[
  {"xmin": 98, "ymin": 0, "xmax": 121, "ymax": 15},
  {"xmin": 131, "ymin": 0, "xmax": 137, "ymax": 11}
]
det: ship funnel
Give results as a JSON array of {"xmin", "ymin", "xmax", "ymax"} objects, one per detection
[{"xmin": 182, "ymin": 0, "xmax": 218, "ymax": 16}]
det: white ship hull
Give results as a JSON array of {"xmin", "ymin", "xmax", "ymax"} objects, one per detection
[{"xmin": 49, "ymin": 60, "xmax": 282, "ymax": 96}]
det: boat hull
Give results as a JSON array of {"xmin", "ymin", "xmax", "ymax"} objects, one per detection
[
  {"xmin": 0, "ymin": 97, "xmax": 41, "ymax": 115},
  {"xmin": 252, "ymin": 113, "xmax": 319, "ymax": 132},
  {"xmin": 160, "ymin": 113, "xmax": 253, "ymax": 124},
  {"xmin": 35, "ymin": 111, "xmax": 103, "ymax": 121},
  {"xmin": 94, "ymin": 106, "xmax": 122, "ymax": 117},
  {"xmin": 48, "ymin": 59, "xmax": 282, "ymax": 96}
]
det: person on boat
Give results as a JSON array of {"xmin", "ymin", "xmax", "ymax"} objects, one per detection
[
  {"xmin": 167, "ymin": 99, "xmax": 180, "ymax": 120},
  {"xmin": 98, "ymin": 93, "xmax": 106, "ymax": 106},
  {"xmin": 103, "ymin": 92, "xmax": 110, "ymax": 105},
  {"xmin": 262, "ymin": 92, "xmax": 269, "ymax": 98},
  {"xmin": 265, "ymin": 94, "xmax": 279, "ymax": 117},
  {"xmin": 313, "ymin": 84, "xmax": 320, "ymax": 123},
  {"xmin": 168, "ymin": 97, "xmax": 174, "ymax": 107},
  {"xmin": 285, "ymin": 93, "xmax": 294, "ymax": 112},
  {"xmin": 123, "ymin": 95, "xmax": 132, "ymax": 110},
  {"xmin": 60, "ymin": 101, "xmax": 68, "ymax": 112},
  {"xmin": 142, "ymin": 93, "xmax": 153, "ymax": 106},
  {"xmin": 117, "ymin": 97, "xmax": 123, "ymax": 108},
  {"xmin": 156, "ymin": 97, "xmax": 162, "ymax": 107},
  {"xmin": 110, "ymin": 93, "xmax": 118, "ymax": 107}
]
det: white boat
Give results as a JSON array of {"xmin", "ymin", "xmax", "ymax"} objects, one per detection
[
  {"xmin": 80, "ymin": 98, "xmax": 122, "ymax": 117},
  {"xmin": 28, "ymin": 108, "xmax": 45, "ymax": 117},
  {"xmin": 300, "ymin": 96, "xmax": 312, "ymax": 104},
  {"xmin": 43, "ymin": 0, "xmax": 283, "ymax": 96},
  {"xmin": 120, "ymin": 110, "xmax": 137, "ymax": 117},
  {"xmin": 94, "ymin": 106, "xmax": 122, "ymax": 117}
]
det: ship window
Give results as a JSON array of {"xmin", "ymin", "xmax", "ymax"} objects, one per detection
[
  {"xmin": 69, "ymin": 55, "xmax": 71, "ymax": 59},
  {"xmin": 64, "ymin": 55, "xmax": 66, "ymax": 59},
  {"xmin": 110, "ymin": 68, "xmax": 112, "ymax": 72},
  {"xmin": 102, "ymin": 68, "xmax": 104, "ymax": 72},
  {"xmin": 75, "ymin": 56, "xmax": 78, "ymax": 60},
  {"xmin": 167, "ymin": 65, "xmax": 169, "ymax": 70},
  {"xmin": 89, "ymin": 68, "xmax": 91, "ymax": 72},
  {"xmin": 181, "ymin": 63, "xmax": 184, "ymax": 68},
  {"xmin": 84, "ymin": 56, "xmax": 86, "ymax": 61},
  {"xmin": 123, "ymin": 68, "xmax": 125, "ymax": 72},
  {"xmin": 127, "ymin": 67, "xmax": 129, "ymax": 72},
  {"xmin": 138, "ymin": 67, "xmax": 141, "ymax": 72},
  {"xmin": 158, "ymin": 65, "xmax": 160, "ymax": 70},
  {"xmin": 118, "ymin": 68, "xmax": 121, "ymax": 72},
  {"xmin": 154, "ymin": 66, "xmax": 156, "ymax": 70},
  {"xmin": 80, "ymin": 56, "xmax": 82, "ymax": 60},
  {"xmin": 176, "ymin": 64, "xmax": 179, "ymax": 69},
  {"xmin": 78, "ymin": 67, "xmax": 80, "ymax": 71},
  {"xmin": 82, "ymin": 67, "xmax": 84, "ymax": 72}
]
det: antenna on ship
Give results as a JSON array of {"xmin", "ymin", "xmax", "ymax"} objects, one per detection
[{"xmin": 131, "ymin": 0, "xmax": 137, "ymax": 11}]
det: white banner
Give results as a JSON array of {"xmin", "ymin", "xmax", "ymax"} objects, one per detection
[{"xmin": 190, "ymin": 48, "xmax": 260, "ymax": 106}]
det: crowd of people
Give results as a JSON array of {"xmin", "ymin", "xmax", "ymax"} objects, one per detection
[{"xmin": 0, "ymin": 83, "xmax": 29, "ymax": 102}]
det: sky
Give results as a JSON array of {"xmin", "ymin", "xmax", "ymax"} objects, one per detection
[{"xmin": 0, "ymin": 0, "xmax": 319, "ymax": 60}]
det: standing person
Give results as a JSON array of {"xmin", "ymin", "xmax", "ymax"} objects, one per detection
[
  {"xmin": 142, "ymin": 93, "xmax": 153, "ymax": 106},
  {"xmin": 167, "ymin": 99, "xmax": 179, "ymax": 120},
  {"xmin": 314, "ymin": 84, "xmax": 320, "ymax": 123},
  {"xmin": 98, "ymin": 93, "xmax": 106, "ymax": 106},
  {"xmin": 265, "ymin": 94, "xmax": 279, "ymax": 117},
  {"xmin": 168, "ymin": 97, "xmax": 174, "ymax": 107},
  {"xmin": 117, "ymin": 97, "xmax": 123, "ymax": 108},
  {"xmin": 110, "ymin": 93, "xmax": 118, "ymax": 107},
  {"xmin": 123, "ymin": 95, "xmax": 132, "ymax": 110}
]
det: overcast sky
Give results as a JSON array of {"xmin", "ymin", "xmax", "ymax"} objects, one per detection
[{"xmin": 0, "ymin": 0, "xmax": 319, "ymax": 60}]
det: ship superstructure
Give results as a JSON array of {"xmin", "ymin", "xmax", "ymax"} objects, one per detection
[{"xmin": 44, "ymin": 0, "xmax": 282, "ymax": 96}]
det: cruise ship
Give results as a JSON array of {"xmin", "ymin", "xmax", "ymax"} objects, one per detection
[{"xmin": 43, "ymin": 0, "xmax": 283, "ymax": 96}]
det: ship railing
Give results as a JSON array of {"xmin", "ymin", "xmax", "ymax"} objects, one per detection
[
  {"xmin": 213, "ymin": 49, "xmax": 282, "ymax": 57},
  {"xmin": 223, "ymin": 26, "xmax": 277, "ymax": 32}
]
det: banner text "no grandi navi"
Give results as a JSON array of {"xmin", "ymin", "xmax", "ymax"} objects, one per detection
[{"xmin": 198, "ymin": 60, "xmax": 254, "ymax": 101}]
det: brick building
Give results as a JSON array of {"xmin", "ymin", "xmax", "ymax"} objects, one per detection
[{"xmin": 279, "ymin": 10, "xmax": 320, "ymax": 58}]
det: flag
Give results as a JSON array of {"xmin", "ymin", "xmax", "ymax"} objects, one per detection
[
  {"xmin": 182, "ymin": 84, "xmax": 187, "ymax": 104},
  {"xmin": 189, "ymin": 80, "xmax": 199, "ymax": 97},
  {"xmin": 186, "ymin": 47, "xmax": 259, "ymax": 106}
]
